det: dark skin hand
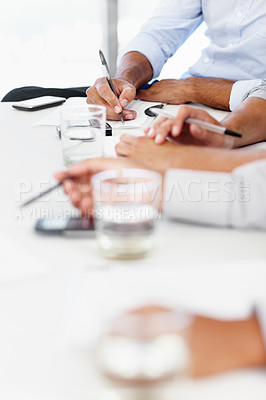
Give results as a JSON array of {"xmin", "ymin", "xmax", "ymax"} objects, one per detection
[
  {"xmin": 86, "ymin": 52, "xmax": 153, "ymax": 120},
  {"xmin": 137, "ymin": 77, "xmax": 235, "ymax": 111},
  {"xmin": 86, "ymin": 50, "xmax": 235, "ymax": 119},
  {"xmin": 86, "ymin": 77, "xmax": 137, "ymax": 121}
]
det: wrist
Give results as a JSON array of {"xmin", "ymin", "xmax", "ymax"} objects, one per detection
[
  {"xmin": 189, "ymin": 78, "xmax": 234, "ymax": 110},
  {"xmin": 184, "ymin": 77, "xmax": 198, "ymax": 103},
  {"xmin": 116, "ymin": 52, "xmax": 153, "ymax": 89},
  {"xmin": 116, "ymin": 69, "xmax": 137, "ymax": 88}
]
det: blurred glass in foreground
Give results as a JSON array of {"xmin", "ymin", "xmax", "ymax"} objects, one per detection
[{"xmin": 96, "ymin": 305, "xmax": 192, "ymax": 400}]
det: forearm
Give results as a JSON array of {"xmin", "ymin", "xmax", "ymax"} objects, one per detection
[
  {"xmin": 168, "ymin": 146, "xmax": 266, "ymax": 173},
  {"xmin": 116, "ymin": 51, "xmax": 153, "ymax": 89},
  {"xmin": 190, "ymin": 315, "xmax": 266, "ymax": 377},
  {"xmin": 198, "ymin": 148, "xmax": 266, "ymax": 173},
  {"xmin": 189, "ymin": 78, "xmax": 235, "ymax": 110},
  {"xmin": 222, "ymin": 97, "xmax": 266, "ymax": 148}
]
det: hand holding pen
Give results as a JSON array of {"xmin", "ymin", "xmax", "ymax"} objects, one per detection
[
  {"xmin": 85, "ymin": 50, "xmax": 137, "ymax": 121},
  {"xmin": 145, "ymin": 105, "xmax": 242, "ymax": 148}
]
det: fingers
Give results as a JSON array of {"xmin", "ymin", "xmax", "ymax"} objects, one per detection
[
  {"xmin": 144, "ymin": 105, "xmax": 227, "ymax": 148},
  {"xmin": 174, "ymin": 106, "xmax": 226, "ymax": 147},
  {"xmin": 115, "ymin": 134, "xmax": 137, "ymax": 156},
  {"xmin": 87, "ymin": 78, "xmax": 137, "ymax": 121},
  {"xmin": 189, "ymin": 124, "xmax": 226, "ymax": 147},
  {"xmin": 173, "ymin": 105, "xmax": 219, "ymax": 137},
  {"xmin": 95, "ymin": 78, "xmax": 122, "ymax": 113},
  {"xmin": 119, "ymin": 85, "xmax": 136, "ymax": 108},
  {"xmin": 55, "ymin": 157, "xmax": 133, "ymax": 214},
  {"xmin": 145, "ymin": 116, "xmax": 173, "ymax": 144},
  {"xmin": 61, "ymin": 178, "xmax": 92, "ymax": 215},
  {"xmin": 54, "ymin": 158, "xmax": 115, "ymax": 188},
  {"xmin": 115, "ymin": 142, "xmax": 131, "ymax": 157},
  {"xmin": 119, "ymin": 133, "xmax": 137, "ymax": 145},
  {"xmin": 123, "ymin": 109, "xmax": 137, "ymax": 121}
]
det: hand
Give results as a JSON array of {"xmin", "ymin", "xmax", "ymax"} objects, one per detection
[
  {"xmin": 116, "ymin": 134, "xmax": 241, "ymax": 172},
  {"xmin": 54, "ymin": 158, "xmax": 137, "ymax": 215},
  {"xmin": 145, "ymin": 105, "xmax": 234, "ymax": 148},
  {"xmin": 86, "ymin": 77, "xmax": 137, "ymax": 120},
  {"xmin": 116, "ymin": 135, "xmax": 177, "ymax": 175},
  {"xmin": 136, "ymin": 78, "xmax": 195, "ymax": 104}
]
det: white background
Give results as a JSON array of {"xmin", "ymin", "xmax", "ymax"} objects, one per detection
[{"xmin": 0, "ymin": 0, "xmax": 208, "ymax": 100}]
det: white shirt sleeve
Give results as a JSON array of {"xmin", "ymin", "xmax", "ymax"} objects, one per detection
[
  {"xmin": 255, "ymin": 300, "xmax": 266, "ymax": 351},
  {"xmin": 163, "ymin": 159, "xmax": 266, "ymax": 229},
  {"xmin": 229, "ymin": 79, "xmax": 266, "ymax": 111},
  {"xmin": 118, "ymin": 0, "xmax": 203, "ymax": 78}
]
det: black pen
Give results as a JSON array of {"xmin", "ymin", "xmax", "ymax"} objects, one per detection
[
  {"xmin": 99, "ymin": 49, "xmax": 124, "ymax": 124},
  {"xmin": 20, "ymin": 176, "xmax": 73, "ymax": 208}
]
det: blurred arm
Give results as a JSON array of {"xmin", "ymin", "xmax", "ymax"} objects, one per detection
[{"xmin": 190, "ymin": 314, "xmax": 266, "ymax": 377}]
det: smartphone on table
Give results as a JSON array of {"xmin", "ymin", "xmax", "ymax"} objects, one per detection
[
  {"xmin": 12, "ymin": 96, "xmax": 66, "ymax": 111},
  {"xmin": 35, "ymin": 216, "xmax": 94, "ymax": 235}
]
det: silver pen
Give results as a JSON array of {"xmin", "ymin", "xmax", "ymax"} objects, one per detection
[
  {"xmin": 99, "ymin": 49, "xmax": 124, "ymax": 123},
  {"xmin": 149, "ymin": 108, "xmax": 242, "ymax": 138}
]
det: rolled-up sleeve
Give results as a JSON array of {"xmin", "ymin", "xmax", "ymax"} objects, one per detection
[
  {"xmin": 119, "ymin": 0, "xmax": 203, "ymax": 78},
  {"xmin": 230, "ymin": 79, "xmax": 266, "ymax": 111},
  {"xmin": 163, "ymin": 160, "xmax": 266, "ymax": 229}
]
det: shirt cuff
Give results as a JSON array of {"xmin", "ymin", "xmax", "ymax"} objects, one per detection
[
  {"xmin": 163, "ymin": 169, "xmax": 233, "ymax": 226},
  {"xmin": 255, "ymin": 301, "xmax": 266, "ymax": 351},
  {"xmin": 229, "ymin": 79, "xmax": 266, "ymax": 111}
]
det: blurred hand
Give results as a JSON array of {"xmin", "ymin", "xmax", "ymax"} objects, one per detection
[
  {"xmin": 145, "ymin": 105, "xmax": 234, "ymax": 148},
  {"xmin": 54, "ymin": 158, "xmax": 137, "ymax": 215},
  {"xmin": 86, "ymin": 77, "xmax": 137, "ymax": 120}
]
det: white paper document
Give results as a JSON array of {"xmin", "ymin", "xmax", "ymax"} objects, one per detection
[
  {"xmin": 107, "ymin": 100, "xmax": 162, "ymax": 129},
  {"xmin": 33, "ymin": 99, "xmax": 162, "ymax": 130}
]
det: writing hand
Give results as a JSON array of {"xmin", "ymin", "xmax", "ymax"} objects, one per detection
[{"xmin": 86, "ymin": 77, "xmax": 137, "ymax": 121}]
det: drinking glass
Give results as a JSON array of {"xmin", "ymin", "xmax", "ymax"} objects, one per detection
[
  {"xmin": 92, "ymin": 169, "xmax": 162, "ymax": 259},
  {"xmin": 96, "ymin": 305, "xmax": 192, "ymax": 385},
  {"xmin": 60, "ymin": 104, "xmax": 106, "ymax": 166}
]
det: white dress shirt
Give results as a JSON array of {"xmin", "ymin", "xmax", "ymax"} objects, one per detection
[
  {"xmin": 163, "ymin": 159, "xmax": 266, "ymax": 229},
  {"xmin": 120, "ymin": 0, "xmax": 266, "ymax": 81},
  {"xmin": 230, "ymin": 79, "xmax": 266, "ymax": 111}
]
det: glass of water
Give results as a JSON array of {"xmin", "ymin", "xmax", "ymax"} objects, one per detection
[
  {"xmin": 60, "ymin": 104, "xmax": 106, "ymax": 166},
  {"xmin": 96, "ymin": 305, "xmax": 192, "ymax": 385},
  {"xmin": 92, "ymin": 169, "xmax": 162, "ymax": 259}
]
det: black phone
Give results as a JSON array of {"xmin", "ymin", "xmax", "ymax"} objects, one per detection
[
  {"xmin": 12, "ymin": 96, "xmax": 66, "ymax": 111},
  {"xmin": 35, "ymin": 216, "xmax": 94, "ymax": 235}
]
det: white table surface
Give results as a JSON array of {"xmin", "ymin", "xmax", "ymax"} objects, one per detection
[{"xmin": 0, "ymin": 102, "xmax": 266, "ymax": 399}]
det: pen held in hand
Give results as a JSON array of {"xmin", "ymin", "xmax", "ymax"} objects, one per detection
[
  {"xmin": 149, "ymin": 108, "xmax": 242, "ymax": 138},
  {"xmin": 20, "ymin": 176, "xmax": 73, "ymax": 209},
  {"xmin": 99, "ymin": 49, "xmax": 124, "ymax": 124}
]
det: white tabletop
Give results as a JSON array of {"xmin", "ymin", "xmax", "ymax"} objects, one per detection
[{"xmin": 0, "ymin": 102, "xmax": 266, "ymax": 399}]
